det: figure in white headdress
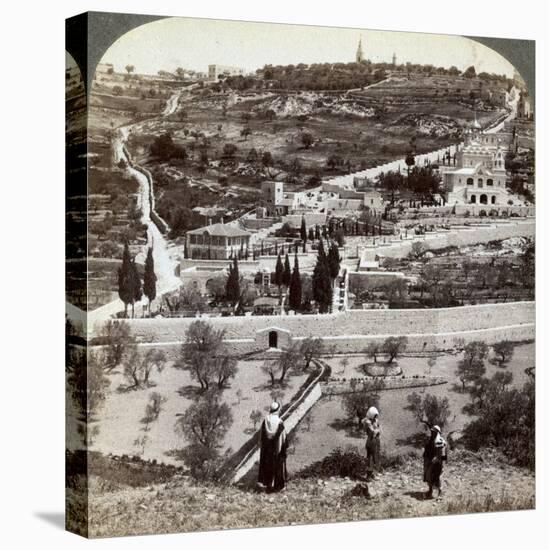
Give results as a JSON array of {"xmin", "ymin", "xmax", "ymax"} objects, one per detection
[{"xmin": 258, "ymin": 402, "xmax": 288, "ymax": 492}]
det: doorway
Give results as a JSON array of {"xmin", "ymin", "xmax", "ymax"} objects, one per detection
[{"xmin": 268, "ymin": 331, "xmax": 278, "ymax": 348}]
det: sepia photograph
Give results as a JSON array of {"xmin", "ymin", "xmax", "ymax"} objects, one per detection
[{"xmin": 65, "ymin": 12, "xmax": 535, "ymax": 539}]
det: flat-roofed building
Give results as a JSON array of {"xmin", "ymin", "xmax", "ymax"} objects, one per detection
[{"xmin": 208, "ymin": 64, "xmax": 245, "ymax": 80}]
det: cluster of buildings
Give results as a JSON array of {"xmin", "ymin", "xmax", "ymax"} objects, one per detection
[
  {"xmin": 259, "ymin": 180, "xmax": 384, "ymax": 218},
  {"xmin": 184, "ymin": 179, "xmax": 385, "ymax": 262}
]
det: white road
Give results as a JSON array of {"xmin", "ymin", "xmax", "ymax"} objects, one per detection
[{"xmin": 89, "ymin": 92, "xmax": 183, "ymax": 326}]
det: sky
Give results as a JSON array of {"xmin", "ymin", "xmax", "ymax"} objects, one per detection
[{"xmin": 101, "ymin": 16, "xmax": 516, "ymax": 77}]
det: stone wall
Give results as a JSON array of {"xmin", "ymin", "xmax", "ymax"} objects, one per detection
[
  {"xmin": 360, "ymin": 220, "xmax": 534, "ymax": 261},
  {"xmin": 232, "ymin": 383, "xmax": 323, "ymax": 483},
  {"xmin": 180, "ymin": 252, "xmax": 319, "ymax": 280},
  {"xmin": 241, "ymin": 217, "xmax": 277, "ymax": 230},
  {"xmin": 402, "ymin": 204, "xmax": 535, "ymax": 218},
  {"xmin": 119, "ymin": 302, "xmax": 534, "ymax": 355},
  {"xmin": 324, "ymin": 376, "xmax": 447, "ymax": 394},
  {"xmin": 283, "ymin": 213, "xmax": 327, "ymax": 228}
]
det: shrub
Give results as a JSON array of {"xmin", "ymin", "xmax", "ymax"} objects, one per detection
[
  {"xmin": 297, "ymin": 448, "xmax": 368, "ymax": 480},
  {"xmin": 462, "ymin": 379, "xmax": 534, "ymax": 470}
]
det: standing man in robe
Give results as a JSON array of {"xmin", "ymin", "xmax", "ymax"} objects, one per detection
[
  {"xmin": 423, "ymin": 425, "xmax": 448, "ymax": 499},
  {"xmin": 364, "ymin": 406, "xmax": 382, "ymax": 480},
  {"xmin": 258, "ymin": 402, "xmax": 288, "ymax": 492}
]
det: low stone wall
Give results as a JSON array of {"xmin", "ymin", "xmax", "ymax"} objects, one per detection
[
  {"xmin": 242, "ymin": 217, "xmax": 278, "ymax": 230},
  {"xmin": 180, "ymin": 252, "xmax": 319, "ymax": 278},
  {"xmin": 401, "ymin": 205, "xmax": 535, "ymax": 218},
  {"xmin": 360, "ymin": 220, "xmax": 534, "ymax": 261},
  {"xmin": 323, "ymin": 375, "xmax": 447, "ymax": 394},
  {"xmin": 283, "ymin": 213, "xmax": 327, "ymax": 228},
  {"xmin": 123, "ymin": 144, "xmax": 170, "ymax": 235},
  {"xmin": 231, "ymin": 382, "xmax": 323, "ymax": 483},
  {"xmin": 117, "ymin": 302, "xmax": 534, "ymax": 355},
  {"xmin": 349, "ymin": 270, "xmax": 407, "ymax": 289}
]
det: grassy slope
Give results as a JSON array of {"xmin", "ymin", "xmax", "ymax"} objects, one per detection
[{"xmin": 84, "ymin": 449, "xmax": 534, "ymax": 538}]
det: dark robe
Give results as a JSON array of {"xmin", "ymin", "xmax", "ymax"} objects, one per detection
[
  {"xmin": 423, "ymin": 435, "xmax": 447, "ymax": 489},
  {"xmin": 258, "ymin": 419, "xmax": 287, "ymax": 491}
]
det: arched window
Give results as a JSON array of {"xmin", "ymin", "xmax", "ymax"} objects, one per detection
[
  {"xmin": 491, "ymin": 196, "xmax": 496, "ymax": 204},
  {"xmin": 478, "ymin": 178, "xmax": 483, "ymax": 187},
  {"xmin": 470, "ymin": 194, "xmax": 476, "ymax": 203},
  {"xmin": 467, "ymin": 178, "xmax": 474, "ymax": 185},
  {"xmin": 487, "ymin": 179, "xmax": 493, "ymax": 186},
  {"xmin": 480, "ymin": 194, "xmax": 488, "ymax": 205}
]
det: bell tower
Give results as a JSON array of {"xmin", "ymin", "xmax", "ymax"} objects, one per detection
[{"xmin": 356, "ymin": 37, "xmax": 364, "ymax": 63}]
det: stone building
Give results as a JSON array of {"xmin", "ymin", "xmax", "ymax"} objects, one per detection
[
  {"xmin": 208, "ymin": 64, "xmax": 245, "ymax": 81},
  {"xmin": 261, "ymin": 181, "xmax": 297, "ymax": 216},
  {"xmin": 517, "ymin": 90, "xmax": 533, "ymax": 119},
  {"xmin": 442, "ymin": 117, "xmax": 512, "ymax": 206},
  {"xmin": 185, "ymin": 222, "xmax": 251, "ymax": 260}
]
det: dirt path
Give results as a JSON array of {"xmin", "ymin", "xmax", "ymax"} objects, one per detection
[{"xmin": 89, "ymin": 92, "xmax": 183, "ymax": 325}]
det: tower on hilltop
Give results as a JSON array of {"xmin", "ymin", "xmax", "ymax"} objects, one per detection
[
  {"xmin": 392, "ymin": 52, "xmax": 397, "ymax": 66},
  {"xmin": 356, "ymin": 37, "xmax": 364, "ymax": 63}
]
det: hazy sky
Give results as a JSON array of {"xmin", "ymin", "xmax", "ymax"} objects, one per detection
[{"xmin": 102, "ymin": 17, "xmax": 516, "ymax": 77}]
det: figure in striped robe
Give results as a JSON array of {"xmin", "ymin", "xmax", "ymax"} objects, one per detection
[{"xmin": 258, "ymin": 402, "xmax": 288, "ymax": 492}]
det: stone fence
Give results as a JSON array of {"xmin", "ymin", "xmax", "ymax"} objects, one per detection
[
  {"xmin": 359, "ymin": 219, "xmax": 534, "ymax": 262},
  {"xmin": 111, "ymin": 301, "xmax": 534, "ymax": 356},
  {"xmin": 323, "ymin": 375, "xmax": 447, "ymax": 395},
  {"xmin": 123, "ymin": 144, "xmax": 170, "ymax": 235},
  {"xmin": 231, "ymin": 370, "xmax": 324, "ymax": 484}
]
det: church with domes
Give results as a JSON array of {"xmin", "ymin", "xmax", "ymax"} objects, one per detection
[{"xmin": 441, "ymin": 116, "xmax": 516, "ymax": 206}]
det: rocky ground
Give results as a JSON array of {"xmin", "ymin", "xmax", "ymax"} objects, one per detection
[{"xmin": 83, "ymin": 449, "xmax": 534, "ymax": 538}]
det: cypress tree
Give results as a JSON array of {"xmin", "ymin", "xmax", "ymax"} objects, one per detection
[
  {"xmin": 274, "ymin": 253, "xmax": 284, "ymax": 288},
  {"xmin": 328, "ymin": 243, "xmax": 341, "ymax": 281},
  {"xmin": 130, "ymin": 258, "xmax": 142, "ymax": 318},
  {"xmin": 117, "ymin": 242, "xmax": 133, "ymax": 317},
  {"xmin": 308, "ymin": 227, "xmax": 314, "ymax": 241},
  {"xmin": 225, "ymin": 257, "xmax": 240, "ymax": 305},
  {"xmin": 225, "ymin": 261, "xmax": 233, "ymax": 301},
  {"xmin": 143, "ymin": 247, "xmax": 157, "ymax": 316},
  {"xmin": 289, "ymin": 253, "xmax": 302, "ymax": 311},
  {"xmin": 312, "ymin": 239, "xmax": 332, "ymax": 313},
  {"xmin": 283, "ymin": 253, "xmax": 292, "ymax": 287},
  {"xmin": 300, "ymin": 216, "xmax": 307, "ymax": 243}
]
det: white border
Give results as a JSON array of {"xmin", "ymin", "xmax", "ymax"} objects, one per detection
[{"xmin": 1, "ymin": 1, "xmax": 546, "ymax": 548}]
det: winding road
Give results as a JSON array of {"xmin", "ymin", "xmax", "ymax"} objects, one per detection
[{"xmin": 89, "ymin": 91, "xmax": 183, "ymax": 326}]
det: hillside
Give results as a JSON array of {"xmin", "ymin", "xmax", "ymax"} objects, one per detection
[{"xmin": 81, "ymin": 449, "xmax": 534, "ymax": 538}]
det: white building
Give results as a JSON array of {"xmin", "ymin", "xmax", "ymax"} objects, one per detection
[
  {"xmin": 186, "ymin": 223, "xmax": 251, "ymax": 260},
  {"xmin": 442, "ymin": 118, "xmax": 512, "ymax": 206},
  {"xmin": 208, "ymin": 64, "xmax": 245, "ymax": 81},
  {"xmin": 261, "ymin": 181, "xmax": 297, "ymax": 216}
]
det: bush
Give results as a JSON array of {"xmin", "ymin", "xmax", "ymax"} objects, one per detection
[
  {"xmin": 462, "ymin": 379, "xmax": 534, "ymax": 470},
  {"xmin": 297, "ymin": 448, "xmax": 368, "ymax": 480}
]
